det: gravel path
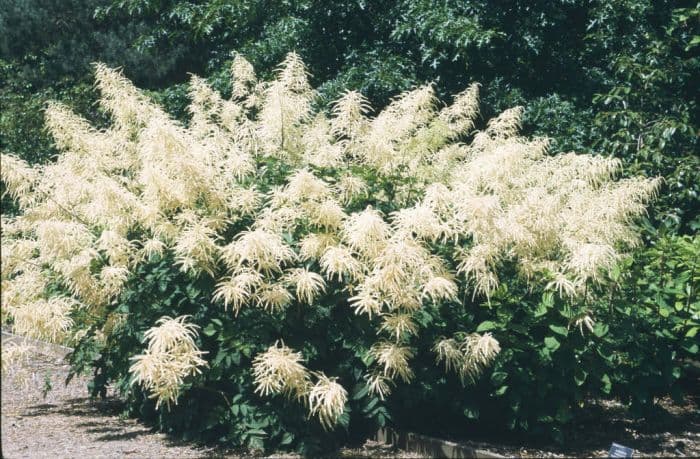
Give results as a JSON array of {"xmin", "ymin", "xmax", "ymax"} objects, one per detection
[{"xmin": 1, "ymin": 337, "xmax": 220, "ymax": 458}]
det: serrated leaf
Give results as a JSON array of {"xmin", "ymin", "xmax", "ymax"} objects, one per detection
[
  {"xmin": 491, "ymin": 371, "xmax": 508, "ymax": 385},
  {"xmin": 352, "ymin": 384, "xmax": 369, "ymax": 400},
  {"xmin": 202, "ymin": 324, "xmax": 217, "ymax": 336},
  {"xmin": 541, "ymin": 292, "xmax": 554, "ymax": 308},
  {"xmin": 495, "ymin": 385, "xmax": 508, "ymax": 395},
  {"xmin": 213, "ymin": 350, "xmax": 227, "ymax": 366},
  {"xmin": 363, "ymin": 397, "xmax": 379, "ymax": 412},
  {"xmin": 593, "ymin": 323, "xmax": 609, "ymax": 338},
  {"xmin": 337, "ymin": 411, "xmax": 351, "ymax": 428},
  {"xmin": 280, "ymin": 432, "xmax": 294, "ymax": 445},
  {"xmin": 534, "ymin": 302, "xmax": 548, "ymax": 318}
]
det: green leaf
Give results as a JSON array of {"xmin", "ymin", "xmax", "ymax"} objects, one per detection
[
  {"xmin": 495, "ymin": 385, "xmax": 508, "ymax": 395},
  {"xmin": 352, "ymin": 384, "xmax": 369, "ymax": 400},
  {"xmin": 534, "ymin": 302, "xmax": 548, "ymax": 318},
  {"xmin": 593, "ymin": 323, "xmax": 609, "ymax": 338},
  {"xmin": 541, "ymin": 292, "xmax": 554, "ymax": 308},
  {"xmin": 509, "ymin": 324, "xmax": 529, "ymax": 335},
  {"xmin": 202, "ymin": 324, "xmax": 217, "ymax": 337},
  {"xmin": 549, "ymin": 325, "xmax": 568, "ymax": 337},
  {"xmin": 534, "ymin": 293, "xmax": 554, "ymax": 317},
  {"xmin": 337, "ymin": 411, "xmax": 351, "ymax": 428},
  {"xmin": 491, "ymin": 371, "xmax": 508, "ymax": 386},
  {"xmin": 476, "ymin": 321, "xmax": 497, "ymax": 332},
  {"xmin": 247, "ymin": 436, "xmax": 264, "ymax": 450},
  {"xmin": 463, "ymin": 407, "xmax": 480, "ymax": 419},
  {"xmin": 280, "ymin": 432, "xmax": 294, "ymax": 445},
  {"xmin": 574, "ymin": 368, "xmax": 587, "ymax": 386},
  {"xmin": 672, "ymin": 367, "xmax": 682, "ymax": 379},
  {"xmin": 544, "ymin": 336, "xmax": 560, "ymax": 351},
  {"xmin": 213, "ymin": 350, "xmax": 227, "ymax": 366}
]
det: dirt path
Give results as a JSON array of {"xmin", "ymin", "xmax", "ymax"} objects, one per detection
[{"xmin": 1, "ymin": 337, "xmax": 221, "ymax": 458}]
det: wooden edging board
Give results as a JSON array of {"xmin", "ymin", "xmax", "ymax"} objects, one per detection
[{"xmin": 375, "ymin": 427, "xmax": 505, "ymax": 458}]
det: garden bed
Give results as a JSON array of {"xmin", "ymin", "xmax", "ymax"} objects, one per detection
[
  {"xmin": 2, "ymin": 332, "xmax": 697, "ymax": 458},
  {"xmin": 392, "ymin": 394, "xmax": 700, "ymax": 458}
]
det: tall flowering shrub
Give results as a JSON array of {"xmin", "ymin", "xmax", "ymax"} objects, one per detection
[{"xmin": 1, "ymin": 53, "xmax": 660, "ymax": 449}]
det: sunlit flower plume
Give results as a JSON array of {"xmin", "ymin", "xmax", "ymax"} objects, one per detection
[
  {"xmin": 434, "ymin": 333, "xmax": 501, "ymax": 385},
  {"xmin": 129, "ymin": 316, "xmax": 208, "ymax": 409}
]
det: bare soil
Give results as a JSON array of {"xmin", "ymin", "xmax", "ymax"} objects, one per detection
[{"xmin": 2, "ymin": 345, "xmax": 218, "ymax": 458}]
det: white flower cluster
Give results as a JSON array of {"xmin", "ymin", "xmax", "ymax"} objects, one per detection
[
  {"xmin": 129, "ymin": 316, "xmax": 207, "ymax": 408},
  {"xmin": 252, "ymin": 342, "xmax": 347, "ymax": 429}
]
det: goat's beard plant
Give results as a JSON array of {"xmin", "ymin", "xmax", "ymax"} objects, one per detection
[{"xmin": 1, "ymin": 52, "xmax": 659, "ymax": 448}]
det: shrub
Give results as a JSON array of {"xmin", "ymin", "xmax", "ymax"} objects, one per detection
[
  {"xmin": 602, "ymin": 234, "xmax": 699, "ymax": 415},
  {"xmin": 1, "ymin": 52, "xmax": 670, "ymax": 451}
]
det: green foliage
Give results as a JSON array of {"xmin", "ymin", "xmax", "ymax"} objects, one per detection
[
  {"xmin": 0, "ymin": 61, "xmax": 100, "ymax": 164},
  {"xmin": 382, "ymin": 236, "xmax": 699, "ymax": 441},
  {"xmin": 69, "ymin": 255, "xmax": 390, "ymax": 454},
  {"xmin": 3, "ymin": 0, "xmax": 699, "ymax": 450},
  {"xmin": 589, "ymin": 2, "xmax": 700, "ymax": 232},
  {"xmin": 0, "ymin": 0, "xmax": 194, "ymax": 164},
  {"xmin": 602, "ymin": 235, "xmax": 700, "ymax": 414},
  {"xmin": 66, "ymin": 235, "xmax": 699, "ymax": 448}
]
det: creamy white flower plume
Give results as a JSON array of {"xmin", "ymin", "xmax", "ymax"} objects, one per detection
[
  {"xmin": 308, "ymin": 373, "xmax": 348, "ymax": 430},
  {"xmin": 129, "ymin": 315, "xmax": 207, "ymax": 409}
]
